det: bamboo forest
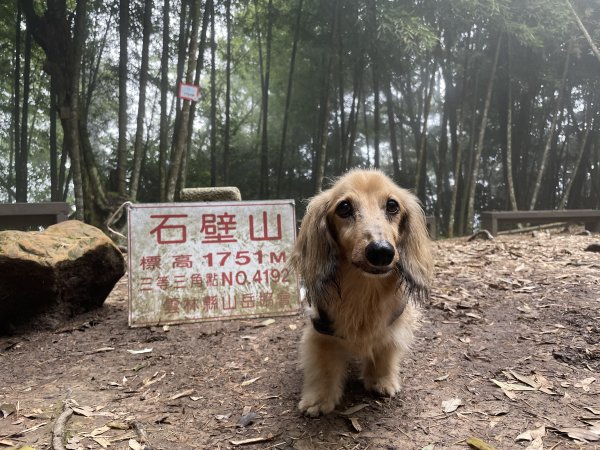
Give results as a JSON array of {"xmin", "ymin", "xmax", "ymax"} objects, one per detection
[{"xmin": 1, "ymin": 0, "xmax": 599, "ymax": 236}]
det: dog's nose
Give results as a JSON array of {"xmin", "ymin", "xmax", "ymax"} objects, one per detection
[{"xmin": 365, "ymin": 240, "xmax": 395, "ymax": 266}]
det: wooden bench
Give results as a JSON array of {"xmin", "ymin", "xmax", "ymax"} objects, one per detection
[
  {"xmin": 0, "ymin": 202, "xmax": 70, "ymax": 231},
  {"xmin": 480, "ymin": 209, "xmax": 600, "ymax": 236}
]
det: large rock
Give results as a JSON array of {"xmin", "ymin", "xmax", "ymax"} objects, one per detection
[{"xmin": 0, "ymin": 220, "xmax": 125, "ymax": 332}]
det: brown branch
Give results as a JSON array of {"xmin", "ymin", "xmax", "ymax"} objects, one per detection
[{"xmin": 51, "ymin": 405, "xmax": 73, "ymax": 450}]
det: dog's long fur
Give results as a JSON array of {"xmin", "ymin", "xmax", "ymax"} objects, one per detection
[{"xmin": 290, "ymin": 169, "xmax": 433, "ymax": 416}]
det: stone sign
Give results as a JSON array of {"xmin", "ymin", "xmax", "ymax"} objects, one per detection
[{"xmin": 127, "ymin": 201, "xmax": 300, "ymax": 327}]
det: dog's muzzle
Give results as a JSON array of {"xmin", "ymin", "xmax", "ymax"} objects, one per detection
[{"xmin": 365, "ymin": 240, "xmax": 395, "ymax": 267}]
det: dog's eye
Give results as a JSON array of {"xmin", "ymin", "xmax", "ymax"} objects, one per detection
[
  {"xmin": 386, "ymin": 199, "xmax": 400, "ymax": 215},
  {"xmin": 335, "ymin": 200, "xmax": 353, "ymax": 218}
]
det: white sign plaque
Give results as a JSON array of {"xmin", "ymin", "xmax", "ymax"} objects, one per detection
[
  {"xmin": 127, "ymin": 200, "xmax": 300, "ymax": 327},
  {"xmin": 177, "ymin": 83, "xmax": 200, "ymax": 101}
]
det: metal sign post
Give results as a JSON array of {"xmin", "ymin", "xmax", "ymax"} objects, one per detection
[{"xmin": 127, "ymin": 200, "xmax": 300, "ymax": 327}]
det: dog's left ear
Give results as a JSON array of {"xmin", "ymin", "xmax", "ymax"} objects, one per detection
[{"xmin": 396, "ymin": 193, "xmax": 433, "ymax": 300}]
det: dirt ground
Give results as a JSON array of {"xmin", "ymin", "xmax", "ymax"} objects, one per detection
[{"xmin": 1, "ymin": 231, "xmax": 600, "ymax": 450}]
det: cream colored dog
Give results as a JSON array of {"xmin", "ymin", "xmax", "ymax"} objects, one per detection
[{"xmin": 290, "ymin": 169, "xmax": 433, "ymax": 416}]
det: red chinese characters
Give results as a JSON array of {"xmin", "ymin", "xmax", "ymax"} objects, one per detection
[
  {"xmin": 200, "ymin": 213, "xmax": 237, "ymax": 243},
  {"xmin": 149, "ymin": 214, "xmax": 188, "ymax": 244}
]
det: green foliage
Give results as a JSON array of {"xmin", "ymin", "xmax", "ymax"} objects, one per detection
[{"xmin": 0, "ymin": 0, "xmax": 599, "ymax": 233}]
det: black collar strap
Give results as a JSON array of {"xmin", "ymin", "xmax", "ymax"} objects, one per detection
[{"xmin": 311, "ymin": 297, "xmax": 409, "ymax": 337}]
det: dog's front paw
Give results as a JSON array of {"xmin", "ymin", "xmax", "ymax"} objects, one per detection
[
  {"xmin": 298, "ymin": 393, "xmax": 338, "ymax": 417},
  {"xmin": 364, "ymin": 375, "xmax": 401, "ymax": 397}
]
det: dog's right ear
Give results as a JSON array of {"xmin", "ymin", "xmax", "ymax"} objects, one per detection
[{"xmin": 289, "ymin": 192, "xmax": 338, "ymax": 306}]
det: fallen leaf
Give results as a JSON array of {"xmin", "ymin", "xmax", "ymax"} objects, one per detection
[
  {"xmin": 255, "ymin": 319, "xmax": 275, "ymax": 327},
  {"xmin": 140, "ymin": 372, "xmax": 166, "ymax": 388},
  {"xmin": 508, "ymin": 371, "xmax": 555, "ymax": 395},
  {"xmin": 339, "ymin": 404, "xmax": 369, "ymax": 415},
  {"xmin": 92, "ymin": 437, "xmax": 111, "ymax": 448},
  {"xmin": 491, "ymin": 379, "xmax": 536, "ymax": 391},
  {"xmin": 441, "ymin": 398, "xmax": 463, "ymax": 413},
  {"xmin": 89, "ymin": 425, "xmax": 111, "ymax": 436},
  {"xmin": 129, "ymin": 439, "xmax": 142, "ymax": 450},
  {"xmin": 516, "ymin": 425, "xmax": 545, "ymax": 442},
  {"xmin": 215, "ymin": 413, "xmax": 231, "ymax": 421},
  {"xmin": 72, "ymin": 406, "xmax": 94, "ymax": 417},
  {"xmin": 466, "ymin": 436, "xmax": 497, "ymax": 450},
  {"xmin": 557, "ymin": 427, "xmax": 600, "ymax": 441},
  {"xmin": 575, "ymin": 377, "xmax": 596, "ymax": 392},
  {"xmin": 89, "ymin": 347, "xmax": 115, "ymax": 354},
  {"xmin": 107, "ymin": 421, "xmax": 130, "ymax": 430},
  {"xmin": 584, "ymin": 406, "xmax": 600, "ymax": 415},
  {"xmin": 0, "ymin": 403, "xmax": 16, "ymax": 419},
  {"xmin": 169, "ymin": 388, "xmax": 195, "ymax": 400},
  {"xmin": 465, "ymin": 312, "xmax": 482, "ymax": 320},
  {"xmin": 241, "ymin": 376, "xmax": 261, "ymax": 387},
  {"xmin": 434, "ymin": 375, "xmax": 449, "ymax": 382},
  {"xmin": 230, "ymin": 435, "xmax": 273, "ymax": 446},
  {"xmin": 420, "ymin": 445, "xmax": 435, "ymax": 450},
  {"xmin": 349, "ymin": 417, "xmax": 362, "ymax": 432},
  {"xmin": 127, "ymin": 348, "xmax": 153, "ymax": 355}
]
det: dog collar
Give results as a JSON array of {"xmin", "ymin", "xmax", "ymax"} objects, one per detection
[{"xmin": 311, "ymin": 297, "xmax": 408, "ymax": 337}]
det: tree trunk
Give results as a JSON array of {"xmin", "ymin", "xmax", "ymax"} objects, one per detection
[
  {"xmin": 505, "ymin": 37, "xmax": 518, "ymax": 211},
  {"xmin": 166, "ymin": 0, "xmax": 202, "ymax": 201},
  {"xmin": 335, "ymin": 4, "xmax": 346, "ymax": 176},
  {"xmin": 50, "ymin": 73, "xmax": 59, "ymax": 201},
  {"xmin": 130, "ymin": 0, "xmax": 153, "ymax": 201},
  {"xmin": 116, "ymin": 0, "xmax": 129, "ymax": 197},
  {"xmin": 13, "ymin": 3, "xmax": 21, "ymax": 202},
  {"xmin": 368, "ymin": 0, "xmax": 380, "ymax": 168},
  {"xmin": 414, "ymin": 68, "xmax": 436, "ymax": 201},
  {"xmin": 346, "ymin": 60, "xmax": 363, "ymax": 170},
  {"xmin": 210, "ymin": 0, "xmax": 217, "ymax": 186},
  {"xmin": 465, "ymin": 35, "xmax": 502, "ymax": 233},
  {"xmin": 447, "ymin": 59, "xmax": 467, "ymax": 236},
  {"xmin": 16, "ymin": 21, "xmax": 32, "ymax": 202},
  {"xmin": 560, "ymin": 104, "xmax": 591, "ymax": 209},
  {"xmin": 258, "ymin": 0, "xmax": 274, "ymax": 198},
  {"xmin": 22, "ymin": 0, "xmax": 91, "ymax": 219},
  {"xmin": 158, "ymin": 0, "xmax": 171, "ymax": 201},
  {"xmin": 183, "ymin": 0, "xmax": 212, "ymax": 190},
  {"xmin": 529, "ymin": 42, "xmax": 571, "ymax": 210},
  {"xmin": 384, "ymin": 77, "xmax": 400, "ymax": 182},
  {"xmin": 565, "ymin": 0, "xmax": 600, "ymax": 64},
  {"xmin": 312, "ymin": 0, "xmax": 338, "ymax": 193},
  {"xmin": 69, "ymin": 0, "xmax": 88, "ymax": 220},
  {"xmin": 223, "ymin": 0, "xmax": 232, "ymax": 185},
  {"xmin": 276, "ymin": 0, "xmax": 303, "ymax": 197}
]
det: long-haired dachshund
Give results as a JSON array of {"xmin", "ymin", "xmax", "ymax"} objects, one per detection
[{"xmin": 290, "ymin": 169, "xmax": 433, "ymax": 416}]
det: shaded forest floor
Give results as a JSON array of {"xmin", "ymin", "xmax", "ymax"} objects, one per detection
[{"xmin": 1, "ymin": 232, "xmax": 600, "ymax": 449}]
